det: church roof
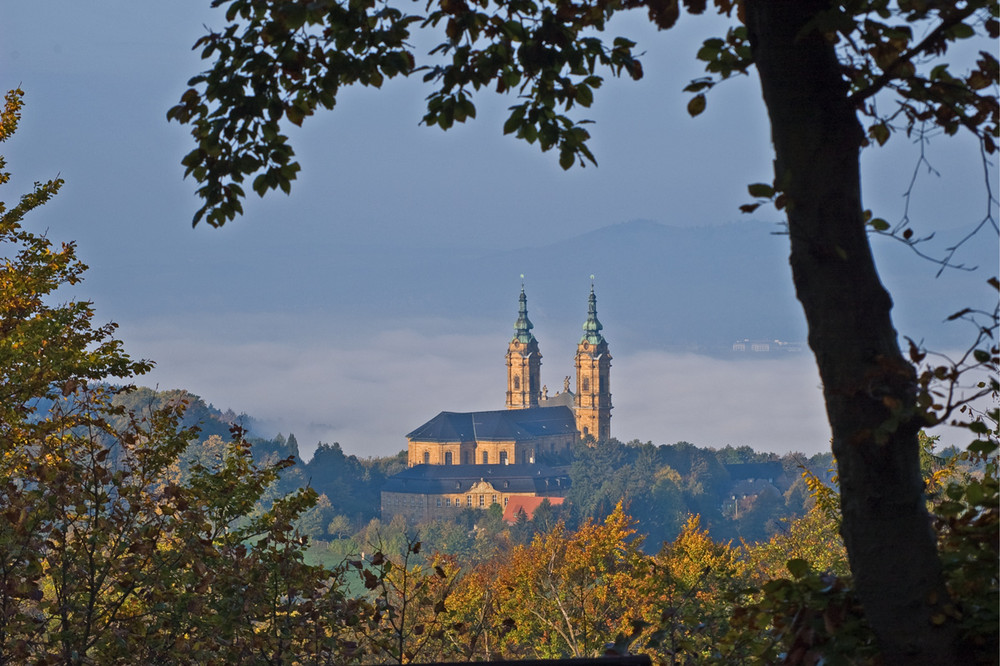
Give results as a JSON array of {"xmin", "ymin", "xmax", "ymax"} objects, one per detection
[
  {"xmin": 406, "ymin": 406, "xmax": 576, "ymax": 442},
  {"xmin": 382, "ymin": 463, "xmax": 571, "ymax": 495}
]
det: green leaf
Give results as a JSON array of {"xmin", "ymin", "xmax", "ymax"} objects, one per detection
[
  {"xmin": 936, "ymin": 500, "xmax": 965, "ymax": 516},
  {"xmin": 869, "ymin": 218, "xmax": 890, "ymax": 231},
  {"xmin": 286, "ymin": 104, "xmax": 305, "ymax": 126},
  {"xmin": 945, "ymin": 22, "xmax": 976, "ymax": 40},
  {"xmin": 683, "ymin": 79, "xmax": 713, "ymax": 93},
  {"xmin": 521, "ymin": 122, "xmax": 537, "ymax": 144},
  {"xmin": 503, "ymin": 114, "xmax": 521, "ymax": 135},
  {"xmin": 696, "ymin": 44, "xmax": 720, "ymax": 62},
  {"xmin": 869, "ymin": 122, "xmax": 890, "ymax": 146},
  {"xmin": 786, "ymin": 558, "xmax": 810, "ymax": 579},
  {"xmin": 252, "ymin": 174, "xmax": 269, "ymax": 196},
  {"xmin": 969, "ymin": 439, "xmax": 999, "ymax": 455},
  {"xmin": 559, "ymin": 147, "xmax": 574, "ymax": 170},
  {"xmin": 687, "ymin": 94, "xmax": 706, "ymax": 117},
  {"xmin": 968, "ymin": 421, "xmax": 989, "ymax": 435},
  {"xmin": 747, "ymin": 183, "xmax": 774, "ymax": 198},
  {"xmin": 965, "ymin": 481, "xmax": 985, "ymax": 505}
]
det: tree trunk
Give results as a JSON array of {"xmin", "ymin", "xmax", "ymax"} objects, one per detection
[{"xmin": 745, "ymin": 1, "xmax": 961, "ymax": 662}]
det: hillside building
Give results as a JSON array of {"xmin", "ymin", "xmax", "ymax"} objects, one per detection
[
  {"xmin": 381, "ymin": 464, "xmax": 571, "ymax": 523},
  {"xmin": 405, "ymin": 406, "xmax": 578, "ymax": 468},
  {"xmin": 381, "ymin": 285, "xmax": 612, "ymax": 520}
]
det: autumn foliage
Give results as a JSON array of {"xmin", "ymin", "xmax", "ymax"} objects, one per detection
[{"xmin": 3, "ymin": 87, "xmax": 998, "ymax": 663}]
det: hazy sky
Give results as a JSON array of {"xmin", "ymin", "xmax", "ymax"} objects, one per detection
[{"xmin": 3, "ymin": 1, "xmax": 995, "ymax": 459}]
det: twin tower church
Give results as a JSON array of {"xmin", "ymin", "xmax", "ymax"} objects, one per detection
[{"xmin": 381, "ymin": 285, "xmax": 612, "ymax": 522}]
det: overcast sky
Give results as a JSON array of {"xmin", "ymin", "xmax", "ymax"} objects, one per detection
[{"xmin": 3, "ymin": 1, "xmax": 995, "ymax": 459}]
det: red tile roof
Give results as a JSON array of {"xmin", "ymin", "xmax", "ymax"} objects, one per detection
[{"xmin": 502, "ymin": 496, "xmax": 565, "ymax": 524}]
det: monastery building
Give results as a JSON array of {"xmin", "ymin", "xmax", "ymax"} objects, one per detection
[{"xmin": 381, "ymin": 285, "xmax": 612, "ymax": 522}]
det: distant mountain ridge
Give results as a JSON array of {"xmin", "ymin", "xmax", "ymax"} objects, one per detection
[
  {"xmin": 386, "ymin": 218, "xmax": 993, "ymax": 353},
  {"xmin": 306, "ymin": 218, "xmax": 807, "ymax": 353},
  {"xmin": 115, "ymin": 218, "xmax": 992, "ymax": 354}
]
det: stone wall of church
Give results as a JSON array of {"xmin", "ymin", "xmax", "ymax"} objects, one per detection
[
  {"xmin": 407, "ymin": 433, "xmax": 575, "ymax": 467},
  {"xmin": 506, "ymin": 339, "xmax": 541, "ymax": 409},
  {"xmin": 381, "ymin": 479, "xmax": 565, "ymax": 522},
  {"xmin": 575, "ymin": 341, "xmax": 612, "ymax": 441},
  {"xmin": 407, "ymin": 440, "xmax": 476, "ymax": 466}
]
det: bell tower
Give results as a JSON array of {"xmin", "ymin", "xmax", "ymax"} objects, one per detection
[
  {"xmin": 575, "ymin": 284, "xmax": 611, "ymax": 440},
  {"xmin": 506, "ymin": 285, "xmax": 541, "ymax": 409}
]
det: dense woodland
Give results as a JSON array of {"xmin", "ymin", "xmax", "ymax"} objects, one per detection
[
  {"xmin": 132, "ymin": 387, "xmax": 843, "ymax": 550},
  {"xmin": 11, "ymin": 360, "xmax": 992, "ymax": 665},
  {"xmin": 119, "ymin": 387, "xmax": 989, "ymax": 563},
  {"xmin": 5, "ymin": 379, "xmax": 996, "ymax": 664}
]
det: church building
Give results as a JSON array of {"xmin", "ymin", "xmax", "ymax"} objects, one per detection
[{"xmin": 381, "ymin": 285, "xmax": 612, "ymax": 522}]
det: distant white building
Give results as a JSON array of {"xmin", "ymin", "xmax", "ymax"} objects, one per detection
[{"xmin": 732, "ymin": 338, "xmax": 804, "ymax": 353}]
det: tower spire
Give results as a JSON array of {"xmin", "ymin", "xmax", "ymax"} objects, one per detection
[
  {"xmin": 506, "ymin": 279, "xmax": 541, "ymax": 409},
  {"xmin": 575, "ymin": 279, "xmax": 611, "ymax": 440},
  {"xmin": 581, "ymin": 277, "xmax": 604, "ymax": 345},
  {"xmin": 513, "ymin": 278, "xmax": 535, "ymax": 344}
]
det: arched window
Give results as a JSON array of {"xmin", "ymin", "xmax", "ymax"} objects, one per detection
[
  {"xmin": 482, "ymin": 451, "xmax": 489, "ymax": 464},
  {"xmin": 423, "ymin": 451, "xmax": 430, "ymax": 464},
  {"xmin": 582, "ymin": 377, "xmax": 590, "ymax": 392},
  {"xmin": 513, "ymin": 376, "xmax": 520, "ymax": 390},
  {"xmin": 444, "ymin": 451, "xmax": 453, "ymax": 465},
  {"xmin": 499, "ymin": 451, "xmax": 508, "ymax": 465}
]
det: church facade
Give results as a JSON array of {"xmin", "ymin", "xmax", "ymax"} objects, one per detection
[
  {"xmin": 405, "ymin": 406, "xmax": 578, "ymax": 468},
  {"xmin": 381, "ymin": 285, "xmax": 612, "ymax": 521}
]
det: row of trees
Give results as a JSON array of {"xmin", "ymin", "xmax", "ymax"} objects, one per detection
[
  {"xmin": 121, "ymin": 392, "xmax": 985, "ymax": 578},
  {"xmin": 141, "ymin": 381, "xmax": 837, "ymax": 548},
  {"xmin": 161, "ymin": 410, "xmax": 838, "ymax": 548}
]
